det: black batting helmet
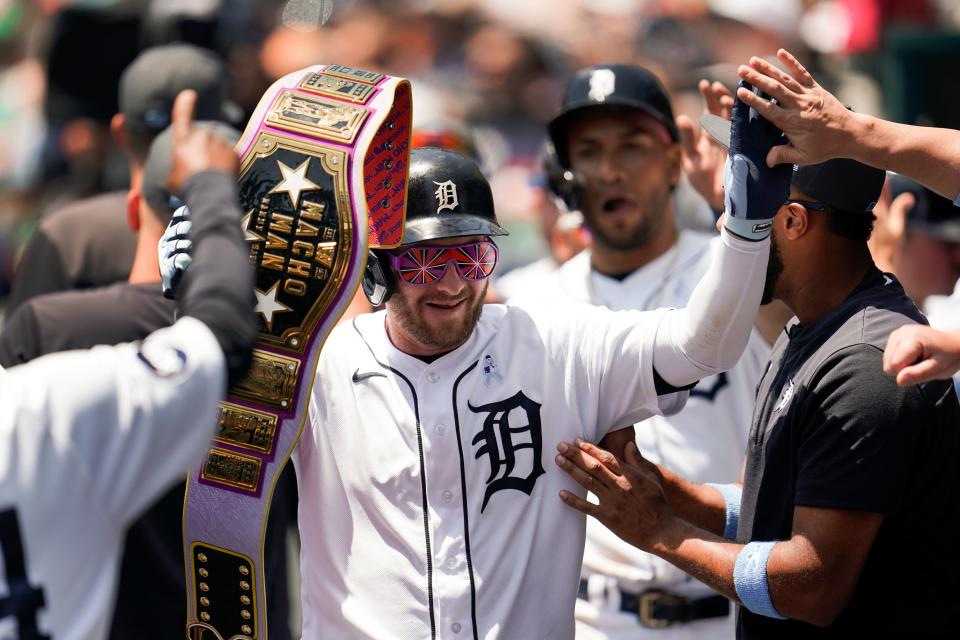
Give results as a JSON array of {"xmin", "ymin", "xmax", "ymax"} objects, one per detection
[
  {"xmin": 547, "ymin": 64, "xmax": 678, "ymax": 168},
  {"xmin": 362, "ymin": 147, "xmax": 508, "ymax": 305},
  {"xmin": 402, "ymin": 147, "xmax": 508, "ymax": 244}
]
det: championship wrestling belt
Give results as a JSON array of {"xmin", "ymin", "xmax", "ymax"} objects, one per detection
[{"xmin": 183, "ymin": 64, "xmax": 412, "ymax": 640}]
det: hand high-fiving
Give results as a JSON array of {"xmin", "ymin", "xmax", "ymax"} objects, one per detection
[
  {"xmin": 735, "ymin": 49, "xmax": 854, "ymax": 169},
  {"xmin": 677, "ymin": 80, "xmax": 734, "ymax": 212},
  {"xmin": 166, "ymin": 89, "xmax": 240, "ymax": 193}
]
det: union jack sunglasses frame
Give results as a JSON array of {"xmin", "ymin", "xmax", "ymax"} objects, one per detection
[{"xmin": 387, "ymin": 240, "xmax": 499, "ymax": 285}]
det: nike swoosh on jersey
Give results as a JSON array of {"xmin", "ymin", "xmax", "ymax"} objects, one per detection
[{"xmin": 352, "ymin": 369, "xmax": 387, "ymax": 383}]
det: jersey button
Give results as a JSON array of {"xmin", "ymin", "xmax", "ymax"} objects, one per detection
[
  {"xmin": 452, "ymin": 623, "xmax": 462, "ymax": 634},
  {"xmin": 446, "ymin": 557, "xmax": 457, "ymax": 570},
  {"xmin": 435, "ymin": 423, "xmax": 446, "ymax": 435},
  {"xmin": 427, "ymin": 372, "xmax": 439, "ymax": 383},
  {"xmin": 441, "ymin": 490, "xmax": 453, "ymax": 502}
]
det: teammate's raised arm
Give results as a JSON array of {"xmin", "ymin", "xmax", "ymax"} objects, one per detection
[
  {"xmin": 651, "ymin": 82, "xmax": 789, "ymax": 388},
  {"xmin": 736, "ymin": 48, "xmax": 960, "ymax": 203},
  {"xmin": 167, "ymin": 89, "xmax": 256, "ymax": 385}
]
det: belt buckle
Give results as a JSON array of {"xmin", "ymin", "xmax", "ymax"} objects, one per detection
[{"xmin": 637, "ymin": 590, "xmax": 685, "ymax": 629}]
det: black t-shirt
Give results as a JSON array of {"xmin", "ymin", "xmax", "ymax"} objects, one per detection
[
  {"xmin": 0, "ymin": 282, "xmax": 173, "ymax": 366},
  {"xmin": 0, "ymin": 282, "xmax": 295, "ymax": 640},
  {"xmin": 5, "ymin": 191, "xmax": 137, "ymax": 313},
  {"xmin": 738, "ymin": 268, "xmax": 960, "ymax": 639}
]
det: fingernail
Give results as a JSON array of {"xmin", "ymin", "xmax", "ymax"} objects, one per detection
[
  {"xmin": 555, "ymin": 454, "xmax": 566, "ymax": 466},
  {"xmin": 557, "ymin": 442, "xmax": 567, "ymax": 453}
]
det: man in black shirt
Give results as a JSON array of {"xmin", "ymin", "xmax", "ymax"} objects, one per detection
[{"xmin": 555, "ymin": 153, "xmax": 960, "ymax": 638}]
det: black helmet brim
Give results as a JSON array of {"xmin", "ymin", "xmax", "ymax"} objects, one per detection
[{"xmin": 403, "ymin": 214, "xmax": 508, "ymax": 245}]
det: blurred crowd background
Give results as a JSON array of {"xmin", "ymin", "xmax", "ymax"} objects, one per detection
[{"xmin": 0, "ymin": 0, "xmax": 958, "ymax": 299}]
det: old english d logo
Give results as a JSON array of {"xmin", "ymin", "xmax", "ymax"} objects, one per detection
[
  {"xmin": 433, "ymin": 179, "xmax": 459, "ymax": 213},
  {"xmin": 469, "ymin": 391, "xmax": 545, "ymax": 512}
]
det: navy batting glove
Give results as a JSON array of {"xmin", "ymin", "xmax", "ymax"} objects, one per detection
[
  {"xmin": 723, "ymin": 81, "xmax": 792, "ymax": 241},
  {"xmin": 158, "ymin": 205, "xmax": 193, "ymax": 299}
]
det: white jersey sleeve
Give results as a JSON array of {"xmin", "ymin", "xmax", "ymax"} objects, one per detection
[
  {"xmin": 523, "ymin": 303, "xmax": 683, "ymax": 438},
  {"xmin": 3, "ymin": 315, "xmax": 225, "ymax": 525}
]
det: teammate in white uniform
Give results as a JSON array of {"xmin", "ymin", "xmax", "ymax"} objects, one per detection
[
  {"xmin": 507, "ymin": 64, "xmax": 771, "ymax": 638},
  {"xmin": 0, "ymin": 90, "xmax": 254, "ymax": 639},
  {"xmin": 294, "ymin": 120, "xmax": 789, "ymax": 638}
]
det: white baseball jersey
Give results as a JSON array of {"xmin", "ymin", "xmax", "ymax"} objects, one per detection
[
  {"xmin": 0, "ymin": 316, "xmax": 224, "ymax": 640},
  {"xmin": 510, "ymin": 230, "xmax": 769, "ymax": 640},
  {"xmin": 295, "ymin": 303, "xmax": 687, "ymax": 639}
]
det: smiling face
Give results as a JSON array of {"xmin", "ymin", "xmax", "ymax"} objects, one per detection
[
  {"xmin": 385, "ymin": 235, "xmax": 489, "ymax": 356},
  {"xmin": 565, "ymin": 107, "xmax": 680, "ymax": 252}
]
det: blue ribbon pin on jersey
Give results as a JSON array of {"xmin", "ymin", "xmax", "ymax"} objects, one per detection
[{"xmin": 482, "ymin": 355, "xmax": 504, "ymax": 386}]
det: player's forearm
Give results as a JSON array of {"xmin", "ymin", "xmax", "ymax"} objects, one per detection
[
  {"xmin": 178, "ymin": 171, "xmax": 256, "ymax": 386},
  {"xmin": 846, "ymin": 113, "xmax": 960, "ymax": 201},
  {"xmin": 658, "ymin": 465, "xmax": 729, "ymax": 536},
  {"xmin": 649, "ymin": 516, "xmax": 742, "ymax": 602},
  {"xmin": 653, "ymin": 228, "xmax": 768, "ymax": 386}
]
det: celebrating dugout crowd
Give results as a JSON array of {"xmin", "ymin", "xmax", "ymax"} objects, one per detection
[{"xmin": 0, "ymin": 1, "xmax": 958, "ymax": 639}]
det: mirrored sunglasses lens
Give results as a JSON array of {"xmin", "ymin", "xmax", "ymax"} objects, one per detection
[
  {"xmin": 455, "ymin": 242, "xmax": 497, "ymax": 280},
  {"xmin": 396, "ymin": 247, "xmax": 449, "ymax": 284}
]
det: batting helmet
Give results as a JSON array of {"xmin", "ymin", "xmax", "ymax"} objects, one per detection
[
  {"xmin": 362, "ymin": 147, "xmax": 508, "ymax": 305},
  {"xmin": 547, "ymin": 64, "xmax": 678, "ymax": 169}
]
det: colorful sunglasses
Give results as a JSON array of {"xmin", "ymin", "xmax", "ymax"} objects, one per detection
[{"xmin": 388, "ymin": 240, "xmax": 499, "ymax": 285}]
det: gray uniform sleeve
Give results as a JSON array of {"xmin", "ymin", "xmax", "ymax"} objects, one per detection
[{"xmin": 176, "ymin": 171, "xmax": 257, "ymax": 386}]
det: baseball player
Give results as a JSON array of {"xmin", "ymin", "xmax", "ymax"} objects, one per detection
[
  {"xmin": 0, "ymin": 90, "xmax": 254, "ymax": 639},
  {"xmin": 293, "ymin": 89, "xmax": 789, "ymax": 639},
  {"xmin": 508, "ymin": 64, "xmax": 774, "ymax": 638}
]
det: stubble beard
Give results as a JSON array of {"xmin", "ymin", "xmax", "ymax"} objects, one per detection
[
  {"xmin": 388, "ymin": 280, "xmax": 488, "ymax": 352},
  {"xmin": 586, "ymin": 188, "xmax": 670, "ymax": 252}
]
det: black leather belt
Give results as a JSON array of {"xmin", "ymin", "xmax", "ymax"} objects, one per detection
[{"xmin": 578, "ymin": 579, "xmax": 730, "ymax": 628}]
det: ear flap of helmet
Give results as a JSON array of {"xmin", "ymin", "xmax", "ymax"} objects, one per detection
[
  {"xmin": 362, "ymin": 249, "xmax": 394, "ymax": 306},
  {"xmin": 543, "ymin": 142, "xmax": 585, "ymax": 213}
]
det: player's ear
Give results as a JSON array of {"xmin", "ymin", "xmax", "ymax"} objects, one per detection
[
  {"xmin": 666, "ymin": 142, "xmax": 682, "ymax": 189},
  {"xmin": 111, "ymin": 113, "xmax": 127, "ymax": 151},
  {"xmin": 782, "ymin": 201, "xmax": 809, "ymax": 240},
  {"xmin": 127, "ymin": 188, "xmax": 141, "ymax": 231}
]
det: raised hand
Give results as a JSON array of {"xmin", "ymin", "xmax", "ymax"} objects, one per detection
[
  {"xmin": 736, "ymin": 49, "xmax": 854, "ymax": 169},
  {"xmin": 677, "ymin": 79, "xmax": 734, "ymax": 211},
  {"xmin": 166, "ymin": 89, "xmax": 239, "ymax": 193},
  {"xmin": 883, "ymin": 324, "xmax": 960, "ymax": 386},
  {"xmin": 722, "ymin": 80, "xmax": 793, "ymax": 240}
]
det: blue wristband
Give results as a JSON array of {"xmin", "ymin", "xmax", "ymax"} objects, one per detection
[
  {"xmin": 705, "ymin": 482, "xmax": 741, "ymax": 540},
  {"xmin": 733, "ymin": 541, "xmax": 787, "ymax": 619}
]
